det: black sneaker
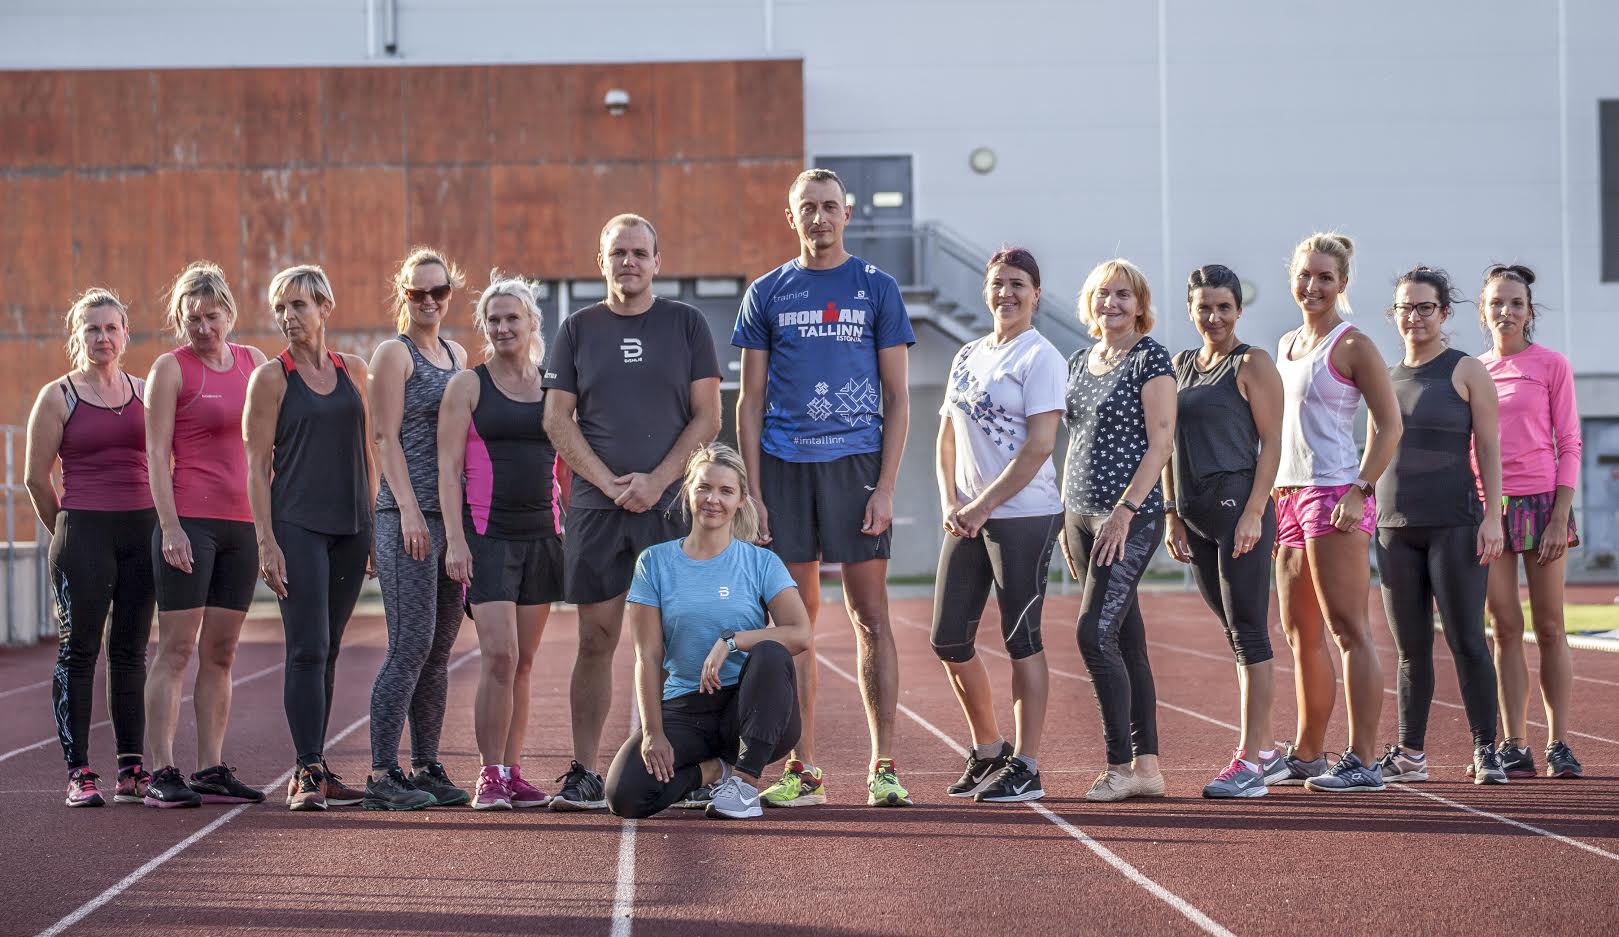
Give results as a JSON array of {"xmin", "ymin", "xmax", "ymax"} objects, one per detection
[
  {"xmin": 948, "ymin": 741, "xmax": 1012, "ymax": 798},
  {"xmin": 549, "ymin": 760, "xmax": 606, "ymax": 811},
  {"xmin": 188, "ymin": 764, "xmax": 266, "ymax": 804},
  {"xmin": 673, "ymin": 783, "xmax": 714, "ymax": 810},
  {"xmin": 364, "ymin": 767, "xmax": 436, "ymax": 810},
  {"xmin": 974, "ymin": 757, "xmax": 1044, "ymax": 803},
  {"xmin": 143, "ymin": 765, "xmax": 203, "ymax": 808},
  {"xmin": 1472, "ymin": 744, "xmax": 1508, "ymax": 785},
  {"xmin": 1499, "ymin": 738, "xmax": 1537, "ymax": 779},
  {"xmin": 1545, "ymin": 740, "xmax": 1584, "ymax": 779},
  {"xmin": 410, "ymin": 762, "xmax": 471, "ymax": 807}
]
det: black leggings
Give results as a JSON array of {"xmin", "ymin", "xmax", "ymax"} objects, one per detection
[
  {"xmin": 931, "ymin": 513, "xmax": 1062, "ymax": 662},
  {"xmin": 1375, "ymin": 525, "xmax": 1497, "ymax": 750},
  {"xmin": 1067, "ymin": 510, "xmax": 1162, "ymax": 766},
  {"xmin": 49, "ymin": 508, "xmax": 156, "ymax": 770},
  {"xmin": 605, "ymin": 639, "xmax": 800, "ymax": 819},
  {"xmin": 1180, "ymin": 477, "xmax": 1276, "ymax": 666},
  {"xmin": 274, "ymin": 520, "xmax": 370, "ymax": 766}
]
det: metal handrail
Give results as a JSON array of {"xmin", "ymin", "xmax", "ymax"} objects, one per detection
[{"xmin": 1, "ymin": 424, "xmax": 54, "ymax": 646}]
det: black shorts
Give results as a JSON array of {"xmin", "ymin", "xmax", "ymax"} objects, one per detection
[
  {"xmin": 562, "ymin": 506, "xmax": 689, "ymax": 605},
  {"xmin": 760, "ymin": 451, "xmax": 891, "ymax": 565},
  {"xmin": 152, "ymin": 517, "xmax": 259, "ymax": 613},
  {"xmin": 467, "ymin": 532, "xmax": 564, "ymax": 607}
]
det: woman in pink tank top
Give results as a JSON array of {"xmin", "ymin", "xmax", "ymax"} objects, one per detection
[
  {"xmin": 141, "ymin": 262, "xmax": 269, "ymax": 808},
  {"xmin": 23, "ymin": 288, "xmax": 156, "ymax": 809}
]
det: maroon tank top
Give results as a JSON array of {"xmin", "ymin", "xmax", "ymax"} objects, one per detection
[{"xmin": 58, "ymin": 373, "xmax": 154, "ymax": 512}]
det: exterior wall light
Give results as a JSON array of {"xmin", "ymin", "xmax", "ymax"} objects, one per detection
[
  {"xmin": 604, "ymin": 88, "xmax": 630, "ymax": 116},
  {"xmin": 969, "ymin": 146, "xmax": 997, "ymax": 174}
]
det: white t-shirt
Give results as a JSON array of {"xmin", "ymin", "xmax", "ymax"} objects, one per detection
[{"xmin": 940, "ymin": 328, "xmax": 1067, "ymax": 519}]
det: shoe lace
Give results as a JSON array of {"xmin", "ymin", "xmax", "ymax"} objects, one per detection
[
  {"xmin": 556, "ymin": 762, "xmax": 586, "ymax": 785},
  {"xmin": 298, "ymin": 766, "xmax": 324, "ymax": 794},
  {"xmin": 73, "ymin": 769, "xmax": 101, "ymax": 791},
  {"xmin": 1322, "ymin": 752, "xmax": 1352, "ymax": 775},
  {"xmin": 1377, "ymin": 745, "xmax": 1401, "ymax": 769},
  {"xmin": 1213, "ymin": 756, "xmax": 1247, "ymax": 783}
]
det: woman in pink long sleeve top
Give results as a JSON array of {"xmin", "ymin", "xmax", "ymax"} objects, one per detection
[{"xmin": 1476, "ymin": 264, "xmax": 1583, "ymax": 780}]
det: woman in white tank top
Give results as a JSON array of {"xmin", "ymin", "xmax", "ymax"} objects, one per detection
[{"xmin": 1267, "ymin": 233, "xmax": 1404, "ymax": 794}]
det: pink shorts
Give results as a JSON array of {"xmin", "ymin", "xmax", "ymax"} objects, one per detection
[{"xmin": 1274, "ymin": 484, "xmax": 1376, "ymax": 549}]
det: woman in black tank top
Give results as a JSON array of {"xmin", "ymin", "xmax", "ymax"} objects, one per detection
[
  {"xmin": 1161, "ymin": 265, "xmax": 1287, "ymax": 798},
  {"xmin": 1372, "ymin": 266, "xmax": 1507, "ymax": 784},
  {"xmin": 244, "ymin": 264, "xmax": 375, "ymax": 811}
]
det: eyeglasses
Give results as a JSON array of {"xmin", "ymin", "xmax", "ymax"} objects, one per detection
[
  {"xmin": 1391, "ymin": 302, "xmax": 1440, "ymax": 319},
  {"xmin": 404, "ymin": 285, "xmax": 452, "ymax": 304}
]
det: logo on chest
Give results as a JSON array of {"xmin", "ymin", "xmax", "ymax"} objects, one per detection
[
  {"xmin": 776, "ymin": 302, "xmax": 868, "ymax": 342},
  {"xmin": 620, "ymin": 338, "xmax": 643, "ymax": 363},
  {"xmin": 718, "ymin": 586, "xmax": 730, "ymax": 599}
]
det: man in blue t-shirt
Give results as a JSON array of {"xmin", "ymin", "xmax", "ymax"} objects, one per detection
[{"xmin": 732, "ymin": 168, "xmax": 917, "ymax": 807}]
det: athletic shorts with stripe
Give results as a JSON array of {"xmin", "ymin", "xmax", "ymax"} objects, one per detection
[
  {"xmin": 760, "ymin": 450, "xmax": 891, "ymax": 564},
  {"xmin": 931, "ymin": 513, "xmax": 1062, "ymax": 662}
]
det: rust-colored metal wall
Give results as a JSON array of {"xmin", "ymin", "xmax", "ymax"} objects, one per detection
[{"xmin": 0, "ymin": 60, "xmax": 803, "ymax": 425}]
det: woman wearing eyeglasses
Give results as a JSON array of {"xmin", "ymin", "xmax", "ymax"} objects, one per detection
[
  {"xmin": 1373, "ymin": 267, "xmax": 1506, "ymax": 786},
  {"xmin": 364, "ymin": 248, "xmax": 473, "ymax": 811}
]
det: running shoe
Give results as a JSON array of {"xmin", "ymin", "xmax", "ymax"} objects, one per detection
[
  {"xmin": 1499, "ymin": 738, "xmax": 1537, "ymax": 779},
  {"xmin": 1545, "ymin": 740, "xmax": 1584, "ymax": 779},
  {"xmin": 704, "ymin": 775, "xmax": 763, "ymax": 820},
  {"xmin": 1085, "ymin": 768, "xmax": 1137, "ymax": 802},
  {"xmin": 410, "ymin": 762, "xmax": 471, "ymax": 807},
  {"xmin": 113, "ymin": 764, "xmax": 151, "ymax": 803},
  {"xmin": 507, "ymin": 765, "xmax": 549, "ymax": 808},
  {"xmin": 1304, "ymin": 752, "xmax": 1386, "ymax": 793},
  {"xmin": 975, "ymin": 757, "xmax": 1044, "ymax": 803},
  {"xmin": 761, "ymin": 759, "xmax": 826, "ymax": 807},
  {"xmin": 319, "ymin": 761, "xmax": 365, "ymax": 807},
  {"xmin": 289, "ymin": 765, "xmax": 327, "ymax": 811},
  {"xmin": 364, "ymin": 767, "xmax": 435, "ymax": 811},
  {"xmin": 188, "ymin": 764, "xmax": 266, "ymax": 804},
  {"xmin": 1267, "ymin": 742, "xmax": 1329, "ymax": 786},
  {"xmin": 1202, "ymin": 752, "xmax": 1268, "ymax": 799},
  {"xmin": 65, "ymin": 768, "xmax": 105, "ymax": 808},
  {"xmin": 549, "ymin": 760, "xmax": 607, "ymax": 811},
  {"xmin": 1472, "ymin": 744, "xmax": 1508, "ymax": 785},
  {"xmin": 472, "ymin": 765, "xmax": 512, "ymax": 811},
  {"xmin": 673, "ymin": 783, "xmax": 714, "ymax": 810},
  {"xmin": 948, "ymin": 742, "xmax": 1013, "ymax": 798},
  {"xmin": 1376, "ymin": 745, "xmax": 1429, "ymax": 783},
  {"xmin": 143, "ymin": 765, "xmax": 203, "ymax": 808},
  {"xmin": 867, "ymin": 758, "xmax": 912, "ymax": 807}
]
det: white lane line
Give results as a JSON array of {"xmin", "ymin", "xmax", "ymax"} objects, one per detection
[
  {"xmin": 815, "ymin": 651, "xmax": 1237, "ymax": 937},
  {"xmin": 0, "ymin": 678, "xmax": 52, "ymax": 701},
  {"xmin": 609, "ymin": 689, "xmax": 641, "ymax": 937},
  {"xmin": 1395, "ymin": 783, "xmax": 1619, "ymax": 862},
  {"xmin": 0, "ymin": 662, "xmax": 284, "ymax": 765},
  {"xmin": 32, "ymin": 649, "xmax": 477, "ymax": 937}
]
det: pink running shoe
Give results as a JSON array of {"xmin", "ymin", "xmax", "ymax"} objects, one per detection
[
  {"xmin": 508, "ymin": 765, "xmax": 549, "ymax": 808},
  {"xmin": 472, "ymin": 765, "xmax": 512, "ymax": 811},
  {"xmin": 66, "ymin": 768, "xmax": 105, "ymax": 808}
]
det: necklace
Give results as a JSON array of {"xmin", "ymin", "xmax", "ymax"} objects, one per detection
[
  {"xmin": 488, "ymin": 361, "xmax": 540, "ymax": 399},
  {"xmin": 78, "ymin": 371, "xmax": 129, "ymax": 415},
  {"xmin": 1093, "ymin": 338, "xmax": 1138, "ymax": 368}
]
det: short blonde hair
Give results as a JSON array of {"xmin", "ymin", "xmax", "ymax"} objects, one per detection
[
  {"xmin": 473, "ymin": 272, "xmax": 545, "ymax": 366},
  {"xmin": 164, "ymin": 261, "xmax": 238, "ymax": 345},
  {"xmin": 1078, "ymin": 258, "xmax": 1155, "ymax": 338},
  {"xmin": 268, "ymin": 264, "xmax": 336, "ymax": 309},
  {"xmin": 391, "ymin": 246, "xmax": 465, "ymax": 334},
  {"xmin": 683, "ymin": 443, "xmax": 761, "ymax": 543},
  {"xmin": 1290, "ymin": 232, "xmax": 1356, "ymax": 315},
  {"xmin": 64, "ymin": 287, "xmax": 129, "ymax": 369}
]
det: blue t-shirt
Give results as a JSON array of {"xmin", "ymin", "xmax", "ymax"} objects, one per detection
[
  {"xmin": 732, "ymin": 256, "xmax": 916, "ymax": 462},
  {"xmin": 627, "ymin": 538, "xmax": 798, "ymax": 701}
]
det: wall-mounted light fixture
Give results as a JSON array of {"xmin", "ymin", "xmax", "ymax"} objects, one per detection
[
  {"xmin": 969, "ymin": 146, "xmax": 997, "ymax": 174},
  {"xmin": 604, "ymin": 88, "xmax": 630, "ymax": 117}
]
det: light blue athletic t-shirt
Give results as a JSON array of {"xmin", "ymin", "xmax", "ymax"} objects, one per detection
[
  {"xmin": 731, "ymin": 256, "xmax": 916, "ymax": 462},
  {"xmin": 627, "ymin": 538, "xmax": 798, "ymax": 700}
]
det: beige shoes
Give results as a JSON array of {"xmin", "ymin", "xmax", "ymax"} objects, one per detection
[{"xmin": 1084, "ymin": 768, "xmax": 1166, "ymax": 802}]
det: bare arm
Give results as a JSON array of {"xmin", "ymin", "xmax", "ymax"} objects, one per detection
[
  {"xmin": 628, "ymin": 600, "xmax": 673, "ymax": 781},
  {"xmin": 1233, "ymin": 348, "xmax": 1284, "ymax": 556},
  {"xmin": 1338, "ymin": 331, "xmax": 1403, "ymax": 485},
  {"xmin": 737, "ymin": 348, "xmax": 771, "ymax": 543},
  {"xmin": 145, "ymin": 354, "xmax": 193, "ymax": 572},
  {"xmin": 367, "ymin": 340, "xmax": 421, "ymax": 515},
  {"xmin": 23, "ymin": 381, "xmax": 68, "ymax": 532},
  {"xmin": 616, "ymin": 376, "xmax": 723, "ymax": 513},
  {"xmin": 344, "ymin": 354, "xmax": 378, "ymax": 524},
  {"xmin": 865, "ymin": 344, "xmax": 910, "ymax": 536},
  {"xmin": 436, "ymin": 370, "xmax": 478, "ymax": 584},
  {"xmin": 244, "ymin": 362, "xmax": 288, "ymax": 597},
  {"xmin": 1120, "ymin": 375, "xmax": 1177, "ymax": 507},
  {"xmin": 755, "ymin": 586, "xmax": 812, "ymax": 654},
  {"xmin": 1458, "ymin": 356, "xmax": 1505, "ymax": 564},
  {"xmin": 936, "ymin": 416, "xmax": 962, "ymax": 535},
  {"xmin": 542, "ymin": 388, "xmax": 622, "ymax": 495}
]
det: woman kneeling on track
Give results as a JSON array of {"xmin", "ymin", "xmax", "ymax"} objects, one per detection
[
  {"xmin": 932, "ymin": 248, "xmax": 1064, "ymax": 803},
  {"xmin": 1060, "ymin": 258, "xmax": 1177, "ymax": 803},
  {"xmin": 1161, "ymin": 264, "xmax": 1286, "ymax": 798},
  {"xmin": 605, "ymin": 444, "xmax": 811, "ymax": 820},
  {"xmin": 25, "ymin": 288, "xmax": 157, "ymax": 808},
  {"xmin": 439, "ymin": 274, "xmax": 564, "ymax": 811},
  {"xmin": 144, "ymin": 262, "xmax": 268, "ymax": 808},
  {"xmin": 245, "ymin": 264, "xmax": 375, "ymax": 811},
  {"xmin": 1374, "ymin": 266, "xmax": 1506, "ymax": 786}
]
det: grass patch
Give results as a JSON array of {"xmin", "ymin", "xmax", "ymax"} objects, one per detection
[{"xmin": 1510, "ymin": 603, "xmax": 1619, "ymax": 634}]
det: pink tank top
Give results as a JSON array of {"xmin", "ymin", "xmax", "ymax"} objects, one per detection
[
  {"xmin": 58, "ymin": 374, "xmax": 154, "ymax": 512},
  {"xmin": 171, "ymin": 344, "xmax": 255, "ymax": 522}
]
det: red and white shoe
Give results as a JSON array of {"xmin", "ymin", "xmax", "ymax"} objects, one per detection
[
  {"xmin": 472, "ymin": 765, "xmax": 512, "ymax": 811},
  {"xmin": 507, "ymin": 765, "xmax": 549, "ymax": 808}
]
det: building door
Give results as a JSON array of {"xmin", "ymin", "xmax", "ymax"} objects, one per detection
[
  {"xmin": 814, "ymin": 155, "xmax": 915, "ymax": 285},
  {"xmin": 1583, "ymin": 418, "xmax": 1619, "ymax": 572}
]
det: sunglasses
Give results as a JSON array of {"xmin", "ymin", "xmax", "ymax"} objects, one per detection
[{"xmin": 404, "ymin": 285, "xmax": 452, "ymax": 303}]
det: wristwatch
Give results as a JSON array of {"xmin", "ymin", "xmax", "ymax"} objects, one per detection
[
  {"xmin": 1351, "ymin": 478, "xmax": 1374, "ymax": 498},
  {"xmin": 1116, "ymin": 497, "xmax": 1141, "ymax": 514},
  {"xmin": 720, "ymin": 629, "xmax": 738, "ymax": 654}
]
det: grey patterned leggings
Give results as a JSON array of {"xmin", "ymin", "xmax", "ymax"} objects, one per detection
[{"xmin": 369, "ymin": 510, "xmax": 466, "ymax": 772}]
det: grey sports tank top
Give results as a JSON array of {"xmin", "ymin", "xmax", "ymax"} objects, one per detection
[
  {"xmin": 1376, "ymin": 347, "xmax": 1484, "ymax": 528},
  {"xmin": 376, "ymin": 335, "xmax": 459, "ymax": 514},
  {"xmin": 1172, "ymin": 345, "xmax": 1259, "ymax": 504}
]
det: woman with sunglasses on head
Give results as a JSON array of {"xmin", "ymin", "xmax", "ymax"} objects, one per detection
[
  {"xmin": 363, "ymin": 248, "xmax": 472, "ymax": 811},
  {"xmin": 1476, "ymin": 264, "xmax": 1584, "ymax": 779},
  {"xmin": 1373, "ymin": 267, "xmax": 1506, "ymax": 786},
  {"xmin": 25, "ymin": 288, "xmax": 156, "ymax": 808}
]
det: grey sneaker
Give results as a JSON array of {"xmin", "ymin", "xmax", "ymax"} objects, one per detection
[
  {"xmin": 673, "ymin": 783, "xmax": 714, "ymax": 810},
  {"xmin": 1304, "ymin": 752, "xmax": 1386, "ymax": 792},
  {"xmin": 1202, "ymin": 753, "xmax": 1268, "ymax": 799},
  {"xmin": 1267, "ymin": 742, "xmax": 1329, "ymax": 786},
  {"xmin": 1545, "ymin": 740, "xmax": 1584, "ymax": 779},
  {"xmin": 364, "ymin": 767, "xmax": 436, "ymax": 811},
  {"xmin": 1376, "ymin": 745, "xmax": 1428, "ymax": 782},
  {"xmin": 410, "ymin": 762, "xmax": 471, "ymax": 807},
  {"xmin": 704, "ymin": 775, "xmax": 762, "ymax": 819},
  {"xmin": 549, "ymin": 761, "xmax": 607, "ymax": 811},
  {"xmin": 1472, "ymin": 744, "xmax": 1508, "ymax": 785}
]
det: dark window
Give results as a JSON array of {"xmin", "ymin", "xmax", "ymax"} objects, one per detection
[{"xmin": 1603, "ymin": 101, "xmax": 1619, "ymax": 281}]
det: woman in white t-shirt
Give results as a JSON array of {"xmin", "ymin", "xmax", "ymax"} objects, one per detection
[{"xmin": 931, "ymin": 248, "xmax": 1067, "ymax": 804}]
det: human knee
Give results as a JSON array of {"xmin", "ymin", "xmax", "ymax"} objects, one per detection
[
  {"xmin": 1529, "ymin": 617, "xmax": 1567, "ymax": 647},
  {"xmin": 605, "ymin": 784, "xmax": 657, "ymax": 819},
  {"xmin": 577, "ymin": 620, "xmax": 621, "ymax": 658},
  {"xmin": 1324, "ymin": 617, "xmax": 1371, "ymax": 650},
  {"xmin": 846, "ymin": 601, "xmax": 888, "ymax": 641},
  {"xmin": 749, "ymin": 638, "xmax": 793, "ymax": 671},
  {"xmin": 480, "ymin": 645, "xmax": 517, "ymax": 681}
]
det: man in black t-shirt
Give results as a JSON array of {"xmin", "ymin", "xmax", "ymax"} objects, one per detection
[{"xmin": 542, "ymin": 214, "xmax": 723, "ymax": 809}]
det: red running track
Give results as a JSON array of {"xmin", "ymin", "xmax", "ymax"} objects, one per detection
[{"xmin": 2, "ymin": 588, "xmax": 1617, "ymax": 936}]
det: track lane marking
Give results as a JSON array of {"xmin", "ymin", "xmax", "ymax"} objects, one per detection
[
  {"xmin": 0, "ymin": 678, "xmax": 52, "ymax": 700},
  {"xmin": 610, "ymin": 688, "xmax": 641, "ymax": 937}
]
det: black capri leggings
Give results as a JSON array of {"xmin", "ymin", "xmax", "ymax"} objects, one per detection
[
  {"xmin": 50, "ymin": 508, "xmax": 156, "ymax": 770},
  {"xmin": 274, "ymin": 520, "xmax": 370, "ymax": 767},
  {"xmin": 1375, "ymin": 525, "xmax": 1497, "ymax": 750},
  {"xmin": 1066, "ymin": 510, "xmax": 1162, "ymax": 766},
  {"xmin": 605, "ymin": 639, "xmax": 800, "ymax": 819},
  {"xmin": 1179, "ymin": 476, "xmax": 1276, "ymax": 666},
  {"xmin": 931, "ymin": 513, "xmax": 1062, "ymax": 662}
]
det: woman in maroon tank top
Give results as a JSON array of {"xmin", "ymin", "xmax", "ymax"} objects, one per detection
[
  {"xmin": 24, "ymin": 288, "xmax": 157, "ymax": 809},
  {"xmin": 142, "ymin": 262, "xmax": 269, "ymax": 808}
]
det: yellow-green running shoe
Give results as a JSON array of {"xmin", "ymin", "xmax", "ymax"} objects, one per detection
[
  {"xmin": 867, "ymin": 758, "xmax": 912, "ymax": 806},
  {"xmin": 762, "ymin": 759, "xmax": 826, "ymax": 807}
]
